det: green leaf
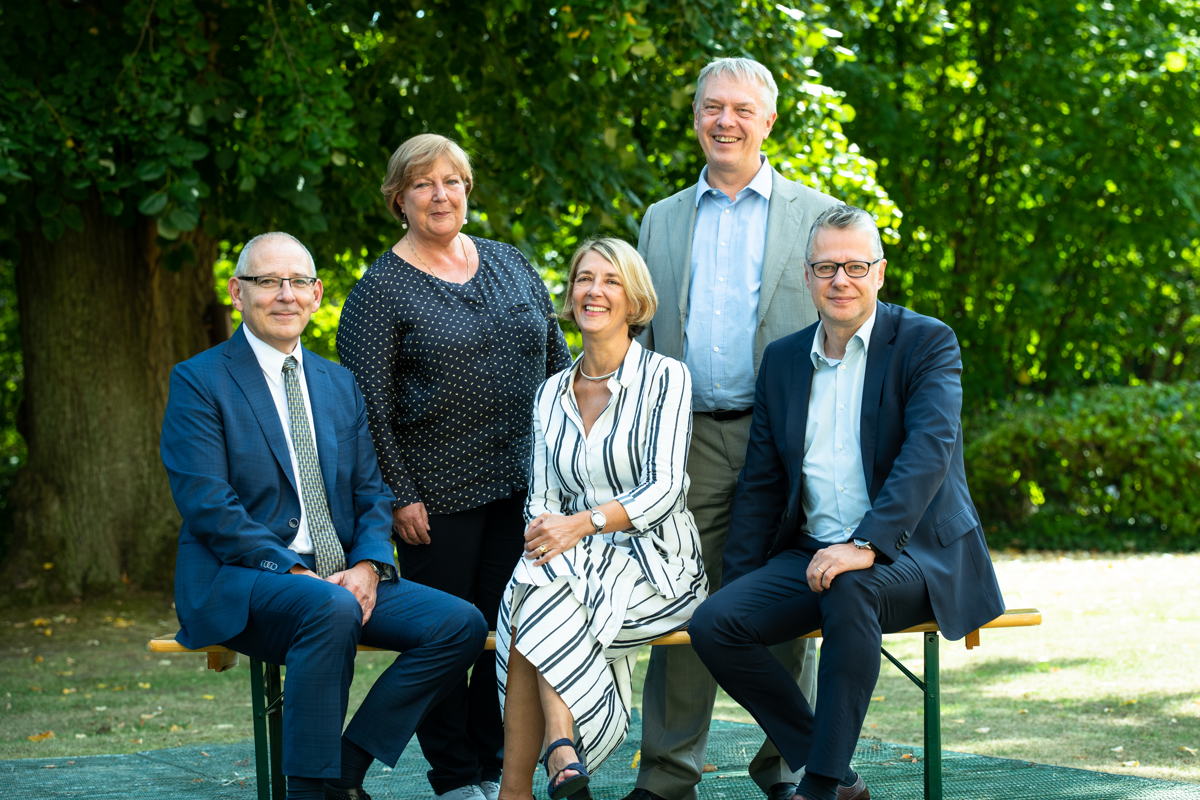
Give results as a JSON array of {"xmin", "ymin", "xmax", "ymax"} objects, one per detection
[
  {"xmin": 135, "ymin": 161, "xmax": 166, "ymax": 182},
  {"xmin": 137, "ymin": 192, "xmax": 168, "ymax": 216}
]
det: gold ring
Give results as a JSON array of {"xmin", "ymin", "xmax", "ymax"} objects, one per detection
[{"xmin": 537, "ymin": 545, "xmax": 548, "ymax": 555}]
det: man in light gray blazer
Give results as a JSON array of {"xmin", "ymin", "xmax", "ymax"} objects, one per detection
[{"xmin": 628, "ymin": 58, "xmax": 839, "ymax": 800}]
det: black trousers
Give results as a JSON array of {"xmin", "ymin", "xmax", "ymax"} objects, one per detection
[
  {"xmin": 690, "ymin": 541, "xmax": 933, "ymax": 781},
  {"xmin": 398, "ymin": 493, "xmax": 526, "ymax": 793}
]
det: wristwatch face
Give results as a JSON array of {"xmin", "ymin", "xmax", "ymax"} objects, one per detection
[{"xmin": 590, "ymin": 509, "xmax": 606, "ymax": 533}]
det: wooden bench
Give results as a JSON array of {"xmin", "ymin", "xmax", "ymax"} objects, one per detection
[{"xmin": 150, "ymin": 607, "xmax": 1041, "ymax": 800}]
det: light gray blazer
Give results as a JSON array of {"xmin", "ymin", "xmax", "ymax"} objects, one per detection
[{"xmin": 636, "ymin": 169, "xmax": 838, "ymax": 375}]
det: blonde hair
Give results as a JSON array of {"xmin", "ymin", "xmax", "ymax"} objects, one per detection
[
  {"xmin": 561, "ymin": 238, "xmax": 658, "ymax": 338},
  {"xmin": 380, "ymin": 134, "xmax": 474, "ymax": 221}
]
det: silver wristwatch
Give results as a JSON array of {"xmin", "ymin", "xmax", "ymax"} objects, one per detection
[
  {"xmin": 851, "ymin": 538, "xmax": 875, "ymax": 552},
  {"xmin": 589, "ymin": 508, "xmax": 607, "ymax": 535}
]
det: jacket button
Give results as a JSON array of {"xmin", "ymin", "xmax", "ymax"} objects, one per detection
[{"xmin": 289, "ymin": 518, "xmax": 300, "ymax": 528}]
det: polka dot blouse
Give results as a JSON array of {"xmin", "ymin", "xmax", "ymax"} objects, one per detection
[{"xmin": 337, "ymin": 236, "xmax": 572, "ymax": 515}]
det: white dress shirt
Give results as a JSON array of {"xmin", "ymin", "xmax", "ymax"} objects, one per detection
[
  {"xmin": 242, "ymin": 326, "xmax": 317, "ymax": 555},
  {"xmin": 802, "ymin": 311, "xmax": 877, "ymax": 543}
]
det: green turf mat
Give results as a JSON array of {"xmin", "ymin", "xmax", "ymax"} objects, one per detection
[{"xmin": 4, "ymin": 718, "xmax": 1198, "ymax": 799}]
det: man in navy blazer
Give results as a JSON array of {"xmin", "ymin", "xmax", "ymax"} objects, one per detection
[
  {"xmin": 689, "ymin": 206, "xmax": 1004, "ymax": 800},
  {"xmin": 162, "ymin": 232, "xmax": 487, "ymax": 800}
]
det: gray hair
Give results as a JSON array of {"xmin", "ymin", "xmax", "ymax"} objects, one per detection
[
  {"xmin": 805, "ymin": 205, "xmax": 885, "ymax": 262},
  {"xmin": 235, "ymin": 232, "xmax": 317, "ymax": 277},
  {"xmin": 693, "ymin": 57, "xmax": 778, "ymax": 115}
]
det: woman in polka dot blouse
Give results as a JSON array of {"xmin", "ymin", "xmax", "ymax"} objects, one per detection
[{"xmin": 337, "ymin": 134, "xmax": 571, "ymax": 800}]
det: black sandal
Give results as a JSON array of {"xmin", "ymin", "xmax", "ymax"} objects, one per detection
[{"xmin": 541, "ymin": 737, "xmax": 591, "ymax": 800}]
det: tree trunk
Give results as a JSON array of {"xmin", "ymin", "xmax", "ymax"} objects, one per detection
[{"xmin": 6, "ymin": 196, "xmax": 223, "ymax": 600}]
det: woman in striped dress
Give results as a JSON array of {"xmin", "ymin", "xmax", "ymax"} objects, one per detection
[{"xmin": 495, "ymin": 238, "xmax": 707, "ymax": 800}]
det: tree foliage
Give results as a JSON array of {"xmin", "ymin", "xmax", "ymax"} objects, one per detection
[
  {"xmin": 814, "ymin": 0, "xmax": 1200, "ymax": 407},
  {"xmin": 0, "ymin": 0, "xmax": 887, "ymax": 598}
]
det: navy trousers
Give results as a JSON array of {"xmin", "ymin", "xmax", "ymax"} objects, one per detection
[
  {"xmin": 690, "ymin": 543, "xmax": 932, "ymax": 780},
  {"xmin": 398, "ymin": 494, "xmax": 525, "ymax": 793},
  {"xmin": 223, "ymin": 558, "xmax": 488, "ymax": 780}
]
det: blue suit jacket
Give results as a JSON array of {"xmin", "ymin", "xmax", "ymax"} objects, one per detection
[
  {"xmin": 723, "ymin": 302, "xmax": 1004, "ymax": 641},
  {"xmin": 162, "ymin": 326, "xmax": 396, "ymax": 648}
]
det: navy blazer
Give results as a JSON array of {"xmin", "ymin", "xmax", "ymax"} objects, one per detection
[
  {"xmin": 723, "ymin": 302, "xmax": 1004, "ymax": 641},
  {"xmin": 162, "ymin": 326, "xmax": 396, "ymax": 648}
]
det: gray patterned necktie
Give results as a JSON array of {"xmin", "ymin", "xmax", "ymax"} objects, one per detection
[{"xmin": 282, "ymin": 356, "xmax": 346, "ymax": 578}]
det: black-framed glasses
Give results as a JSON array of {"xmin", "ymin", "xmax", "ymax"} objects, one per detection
[
  {"xmin": 807, "ymin": 258, "xmax": 882, "ymax": 279},
  {"xmin": 237, "ymin": 275, "xmax": 319, "ymax": 290}
]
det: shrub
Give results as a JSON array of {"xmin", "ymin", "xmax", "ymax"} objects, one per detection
[{"xmin": 965, "ymin": 382, "xmax": 1200, "ymax": 551}]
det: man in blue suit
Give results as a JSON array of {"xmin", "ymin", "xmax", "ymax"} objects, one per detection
[
  {"xmin": 161, "ymin": 232, "xmax": 487, "ymax": 800},
  {"xmin": 688, "ymin": 206, "xmax": 1005, "ymax": 800}
]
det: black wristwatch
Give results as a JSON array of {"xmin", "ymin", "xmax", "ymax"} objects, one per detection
[{"xmin": 366, "ymin": 560, "xmax": 392, "ymax": 580}]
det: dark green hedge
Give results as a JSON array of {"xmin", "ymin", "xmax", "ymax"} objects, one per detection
[{"xmin": 965, "ymin": 382, "xmax": 1200, "ymax": 551}]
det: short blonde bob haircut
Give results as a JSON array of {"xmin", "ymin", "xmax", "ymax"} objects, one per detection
[
  {"xmin": 380, "ymin": 134, "xmax": 474, "ymax": 222},
  {"xmin": 561, "ymin": 237, "xmax": 658, "ymax": 338}
]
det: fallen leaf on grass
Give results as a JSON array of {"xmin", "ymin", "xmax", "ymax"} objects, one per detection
[
  {"xmin": 137, "ymin": 682, "xmax": 151, "ymax": 689},
  {"xmin": 61, "ymin": 688, "xmax": 77, "ymax": 695},
  {"xmin": 28, "ymin": 731, "xmax": 55, "ymax": 742},
  {"xmin": 974, "ymin": 727, "xmax": 990, "ymax": 734},
  {"xmin": 1121, "ymin": 699, "xmax": 1138, "ymax": 706},
  {"xmin": 1180, "ymin": 746, "xmax": 1197, "ymax": 756},
  {"xmin": 1121, "ymin": 760, "xmax": 1140, "ymax": 767},
  {"xmin": 202, "ymin": 694, "xmax": 216, "ymax": 701},
  {"xmin": 871, "ymin": 695, "xmax": 885, "ymax": 702}
]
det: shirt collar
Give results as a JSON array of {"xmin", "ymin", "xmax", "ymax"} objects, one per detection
[
  {"xmin": 565, "ymin": 338, "xmax": 645, "ymax": 391},
  {"xmin": 694, "ymin": 155, "xmax": 773, "ymax": 206},
  {"xmin": 242, "ymin": 324, "xmax": 303, "ymax": 382},
  {"xmin": 810, "ymin": 306, "xmax": 878, "ymax": 368}
]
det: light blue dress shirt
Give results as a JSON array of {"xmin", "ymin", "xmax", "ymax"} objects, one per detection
[
  {"xmin": 802, "ymin": 311, "xmax": 878, "ymax": 543},
  {"xmin": 685, "ymin": 157, "xmax": 773, "ymax": 412}
]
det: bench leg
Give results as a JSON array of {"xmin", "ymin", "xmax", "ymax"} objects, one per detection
[
  {"xmin": 265, "ymin": 662, "xmax": 285, "ymax": 800},
  {"xmin": 923, "ymin": 632, "xmax": 942, "ymax": 800},
  {"xmin": 249, "ymin": 658, "xmax": 287, "ymax": 800}
]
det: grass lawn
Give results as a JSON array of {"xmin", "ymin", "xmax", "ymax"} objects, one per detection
[{"xmin": 2, "ymin": 552, "xmax": 1198, "ymax": 785}]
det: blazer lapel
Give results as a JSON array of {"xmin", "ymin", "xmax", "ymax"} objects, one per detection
[
  {"xmin": 784, "ymin": 328, "xmax": 817, "ymax": 519},
  {"xmin": 225, "ymin": 327, "xmax": 298, "ymax": 494},
  {"xmin": 303, "ymin": 353, "xmax": 340, "ymax": 499},
  {"xmin": 666, "ymin": 191, "xmax": 698, "ymax": 319},
  {"xmin": 860, "ymin": 302, "xmax": 896, "ymax": 498},
  {"xmin": 758, "ymin": 172, "xmax": 804, "ymax": 326}
]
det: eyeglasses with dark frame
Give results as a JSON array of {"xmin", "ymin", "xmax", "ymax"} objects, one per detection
[
  {"xmin": 236, "ymin": 276, "xmax": 319, "ymax": 290},
  {"xmin": 807, "ymin": 258, "xmax": 883, "ymax": 279}
]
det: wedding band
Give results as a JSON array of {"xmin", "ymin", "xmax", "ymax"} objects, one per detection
[{"xmin": 537, "ymin": 545, "xmax": 548, "ymax": 555}]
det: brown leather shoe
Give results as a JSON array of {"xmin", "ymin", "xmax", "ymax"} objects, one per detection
[{"xmin": 837, "ymin": 773, "xmax": 870, "ymax": 800}]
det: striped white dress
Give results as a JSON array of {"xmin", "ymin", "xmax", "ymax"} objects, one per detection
[{"xmin": 497, "ymin": 340, "xmax": 707, "ymax": 771}]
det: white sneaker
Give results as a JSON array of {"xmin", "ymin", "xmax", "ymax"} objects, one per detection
[
  {"xmin": 434, "ymin": 786, "xmax": 486, "ymax": 800},
  {"xmin": 479, "ymin": 780, "xmax": 500, "ymax": 800}
]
